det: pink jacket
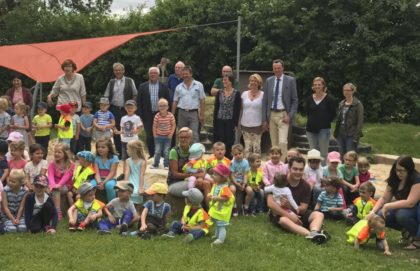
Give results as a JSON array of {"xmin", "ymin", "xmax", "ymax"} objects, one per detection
[
  {"xmin": 262, "ymin": 160, "xmax": 288, "ymax": 186},
  {"xmin": 48, "ymin": 161, "xmax": 75, "ymax": 190}
]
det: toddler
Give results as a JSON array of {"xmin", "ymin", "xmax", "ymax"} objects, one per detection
[
  {"xmin": 32, "ymin": 101, "xmax": 52, "ymax": 157},
  {"xmin": 68, "ymin": 182, "xmax": 104, "ymax": 231},
  {"xmin": 98, "ymin": 182, "xmax": 139, "ymax": 236},
  {"xmin": 265, "ymin": 173, "xmax": 299, "ymax": 213},
  {"xmin": 347, "ymin": 215, "xmax": 391, "ymax": 256},
  {"xmin": 357, "ymin": 156, "xmax": 375, "ymax": 185},
  {"xmin": 93, "ymin": 97, "xmax": 115, "ymax": 140},
  {"xmin": 206, "ymin": 142, "xmax": 231, "ymax": 176},
  {"xmin": 69, "ymin": 101, "xmax": 81, "ymax": 155},
  {"xmin": 10, "ymin": 102, "xmax": 29, "ymax": 146},
  {"xmin": 55, "ymin": 103, "xmax": 73, "ymax": 146},
  {"xmin": 24, "ymin": 174, "xmax": 57, "ymax": 234},
  {"xmin": 1, "ymin": 169, "xmax": 27, "ymax": 233},
  {"xmin": 262, "ymin": 146, "xmax": 287, "ymax": 186},
  {"xmin": 79, "ymin": 102, "xmax": 94, "ymax": 151},
  {"xmin": 229, "ymin": 144, "xmax": 249, "ymax": 216},
  {"xmin": 243, "ymin": 153, "xmax": 264, "ymax": 215},
  {"xmin": 314, "ymin": 177, "xmax": 344, "ymax": 220},
  {"xmin": 137, "ymin": 182, "xmax": 171, "ymax": 239},
  {"xmin": 183, "ymin": 143, "xmax": 211, "ymax": 189},
  {"xmin": 346, "ymin": 181, "xmax": 376, "ymax": 225},
  {"xmin": 339, "ymin": 151, "xmax": 360, "ymax": 205},
  {"xmin": 8, "ymin": 140, "xmax": 26, "ymax": 170},
  {"xmin": 24, "ymin": 143, "xmax": 48, "ymax": 191},
  {"xmin": 164, "ymin": 188, "xmax": 211, "ymax": 243},
  {"xmin": 0, "ymin": 97, "xmax": 11, "ymax": 141},
  {"xmin": 72, "ymin": 151, "xmax": 96, "ymax": 191}
]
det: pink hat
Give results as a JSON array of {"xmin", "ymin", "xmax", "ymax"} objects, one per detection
[
  {"xmin": 7, "ymin": 131, "xmax": 23, "ymax": 142},
  {"xmin": 213, "ymin": 164, "xmax": 230, "ymax": 178},
  {"xmin": 56, "ymin": 104, "xmax": 72, "ymax": 114},
  {"xmin": 327, "ymin": 151, "xmax": 341, "ymax": 163}
]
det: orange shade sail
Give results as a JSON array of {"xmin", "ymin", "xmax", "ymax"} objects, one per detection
[{"xmin": 0, "ymin": 29, "xmax": 174, "ymax": 82}]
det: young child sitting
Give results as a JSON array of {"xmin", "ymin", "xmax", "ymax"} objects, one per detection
[
  {"xmin": 323, "ymin": 151, "xmax": 346, "ymax": 208},
  {"xmin": 72, "ymin": 151, "xmax": 96, "ymax": 191},
  {"xmin": 93, "ymin": 97, "xmax": 115, "ymax": 140},
  {"xmin": 208, "ymin": 164, "xmax": 235, "ymax": 245},
  {"xmin": 0, "ymin": 139, "xmax": 10, "ymax": 186},
  {"xmin": 98, "ymin": 182, "xmax": 139, "ymax": 236},
  {"xmin": 265, "ymin": 173, "xmax": 299, "ymax": 214},
  {"xmin": 137, "ymin": 182, "xmax": 171, "ymax": 239},
  {"xmin": 314, "ymin": 177, "xmax": 344, "ymax": 220},
  {"xmin": 32, "ymin": 101, "xmax": 52, "ymax": 158},
  {"xmin": 183, "ymin": 143, "xmax": 211, "ymax": 189},
  {"xmin": 244, "ymin": 153, "xmax": 264, "ymax": 215},
  {"xmin": 339, "ymin": 151, "xmax": 360, "ymax": 205},
  {"xmin": 206, "ymin": 142, "xmax": 231, "ymax": 176},
  {"xmin": 68, "ymin": 182, "xmax": 104, "ymax": 231},
  {"xmin": 24, "ymin": 175, "xmax": 57, "ymax": 234},
  {"xmin": 24, "ymin": 143, "xmax": 48, "ymax": 191},
  {"xmin": 357, "ymin": 156, "xmax": 375, "ymax": 185},
  {"xmin": 164, "ymin": 188, "xmax": 211, "ymax": 243},
  {"xmin": 304, "ymin": 149, "xmax": 324, "ymax": 207},
  {"xmin": 262, "ymin": 146, "xmax": 287, "ymax": 186},
  {"xmin": 346, "ymin": 182, "xmax": 376, "ymax": 225},
  {"xmin": 8, "ymin": 140, "xmax": 27, "ymax": 170},
  {"xmin": 55, "ymin": 103, "xmax": 73, "ymax": 146},
  {"xmin": 1, "ymin": 169, "xmax": 27, "ymax": 233},
  {"xmin": 347, "ymin": 215, "xmax": 392, "ymax": 256},
  {"xmin": 229, "ymin": 144, "xmax": 249, "ymax": 216}
]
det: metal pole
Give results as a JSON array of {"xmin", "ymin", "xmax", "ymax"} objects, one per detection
[{"xmin": 236, "ymin": 16, "xmax": 241, "ymax": 82}]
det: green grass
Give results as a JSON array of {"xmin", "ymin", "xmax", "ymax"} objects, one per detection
[{"xmin": 0, "ymin": 215, "xmax": 419, "ymax": 271}]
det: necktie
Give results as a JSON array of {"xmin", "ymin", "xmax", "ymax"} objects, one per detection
[{"xmin": 273, "ymin": 78, "xmax": 280, "ymax": 110}]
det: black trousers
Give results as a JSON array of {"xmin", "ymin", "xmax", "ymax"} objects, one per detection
[
  {"xmin": 145, "ymin": 112, "xmax": 158, "ymax": 158},
  {"xmin": 35, "ymin": 135, "xmax": 50, "ymax": 159},
  {"xmin": 78, "ymin": 135, "xmax": 92, "ymax": 151},
  {"xmin": 214, "ymin": 118, "xmax": 236, "ymax": 159},
  {"xmin": 29, "ymin": 201, "xmax": 55, "ymax": 233},
  {"xmin": 109, "ymin": 105, "xmax": 126, "ymax": 159}
]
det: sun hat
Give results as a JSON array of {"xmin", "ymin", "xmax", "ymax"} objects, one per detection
[
  {"xmin": 213, "ymin": 164, "xmax": 231, "ymax": 178},
  {"xmin": 114, "ymin": 181, "xmax": 134, "ymax": 193},
  {"xmin": 307, "ymin": 149, "xmax": 323, "ymax": 161},
  {"xmin": 327, "ymin": 151, "xmax": 341, "ymax": 163},
  {"xmin": 6, "ymin": 131, "xmax": 23, "ymax": 142},
  {"xmin": 182, "ymin": 188, "xmax": 203, "ymax": 205},
  {"xmin": 33, "ymin": 174, "xmax": 49, "ymax": 187},
  {"xmin": 77, "ymin": 151, "xmax": 95, "ymax": 163},
  {"xmin": 78, "ymin": 182, "xmax": 96, "ymax": 197},
  {"xmin": 56, "ymin": 104, "xmax": 71, "ymax": 114},
  {"xmin": 188, "ymin": 143, "xmax": 205, "ymax": 160},
  {"xmin": 145, "ymin": 182, "xmax": 168, "ymax": 195}
]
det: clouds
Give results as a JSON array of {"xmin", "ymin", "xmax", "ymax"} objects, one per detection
[{"xmin": 111, "ymin": 0, "xmax": 155, "ymax": 14}]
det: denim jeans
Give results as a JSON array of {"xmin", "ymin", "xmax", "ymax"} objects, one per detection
[
  {"xmin": 336, "ymin": 133, "xmax": 358, "ymax": 160},
  {"xmin": 98, "ymin": 210, "xmax": 134, "ymax": 231},
  {"xmin": 154, "ymin": 136, "xmax": 171, "ymax": 167},
  {"xmin": 378, "ymin": 205, "xmax": 419, "ymax": 237},
  {"xmin": 170, "ymin": 220, "xmax": 205, "ymax": 240},
  {"xmin": 306, "ymin": 129, "xmax": 330, "ymax": 164}
]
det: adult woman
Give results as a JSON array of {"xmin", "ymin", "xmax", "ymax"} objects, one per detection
[
  {"xmin": 333, "ymin": 83, "xmax": 363, "ymax": 158},
  {"xmin": 47, "ymin": 59, "xmax": 86, "ymax": 112},
  {"xmin": 369, "ymin": 156, "xmax": 420, "ymax": 250},
  {"xmin": 213, "ymin": 73, "xmax": 241, "ymax": 159},
  {"xmin": 305, "ymin": 77, "xmax": 336, "ymax": 163},
  {"xmin": 6, "ymin": 74, "xmax": 33, "ymax": 109},
  {"xmin": 239, "ymin": 73, "xmax": 264, "ymax": 157}
]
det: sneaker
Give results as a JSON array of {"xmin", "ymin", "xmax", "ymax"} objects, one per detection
[
  {"xmin": 183, "ymin": 233, "xmax": 194, "ymax": 243},
  {"xmin": 232, "ymin": 208, "xmax": 238, "ymax": 217},
  {"xmin": 211, "ymin": 239, "xmax": 224, "ymax": 246},
  {"xmin": 141, "ymin": 232, "xmax": 152, "ymax": 240},
  {"xmin": 117, "ymin": 174, "xmax": 125, "ymax": 181},
  {"xmin": 77, "ymin": 222, "xmax": 86, "ymax": 231},
  {"xmin": 162, "ymin": 231, "xmax": 175, "ymax": 238},
  {"xmin": 150, "ymin": 165, "xmax": 159, "ymax": 169},
  {"xmin": 98, "ymin": 230, "xmax": 111, "ymax": 235},
  {"xmin": 306, "ymin": 231, "xmax": 327, "ymax": 245},
  {"xmin": 119, "ymin": 223, "xmax": 128, "ymax": 235},
  {"xmin": 211, "ymin": 235, "xmax": 218, "ymax": 239},
  {"xmin": 68, "ymin": 223, "xmax": 77, "ymax": 232},
  {"xmin": 321, "ymin": 230, "xmax": 331, "ymax": 241},
  {"xmin": 164, "ymin": 166, "xmax": 169, "ymax": 170}
]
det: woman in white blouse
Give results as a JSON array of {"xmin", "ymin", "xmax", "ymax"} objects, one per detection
[{"xmin": 239, "ymin": 74, "xmax": 264, "ymax": 157}]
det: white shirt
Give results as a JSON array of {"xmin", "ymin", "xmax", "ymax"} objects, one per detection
[
  {"xmin": 240, "ymin": 91, "xmax": 263, "ymax": 127},
  {"xmin": 120, "ymin": 114, "xmax": 143, "ymax": 143},
  {"xmin": 264, "ymin": 185, "xmax": 298, "ymax": 211},
  {"xmin": 271, "ymin": 74, "xmax": 285, "ymax": 110}
]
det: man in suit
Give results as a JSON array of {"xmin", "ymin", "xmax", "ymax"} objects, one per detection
[
  {"xmin": 137, "ymin": 66, "xmax": 170, "ymax": 158},
  {"xmin": 262, "ymin": 59, "xmax": 298, "ymax": 161},
  {"xmin": 104, "ymin": 62, "xmax": 137, "ymax": 159}
]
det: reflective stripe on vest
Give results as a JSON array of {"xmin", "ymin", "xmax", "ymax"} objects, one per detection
[{"xmin": 73, "ymin": 165, "xmax": 95, "ymax": 190}]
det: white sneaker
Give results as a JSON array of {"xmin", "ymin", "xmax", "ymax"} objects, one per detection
[
  {"xmin": 164, "ymin": 166, "xmax": 169, "ymax": 170},
  {"xmin": 150, "ymin": 165, "xmax": 159, "ymax": 169},
  {"xmin": 211, "ymin": 239, "xmax": 224, "ymax": 246}
]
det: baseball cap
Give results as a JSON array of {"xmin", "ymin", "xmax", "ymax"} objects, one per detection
[
  {"xmin": 125, "ymin": 100, "xmax": 136, "ymax": 106},
  {"xmin": 99, "ymin": 97, "xmax": 110, "ymax": 104},
  {"xmin": 56, "ymin": 104, "xmax": 72, "ymax": 114},
  {"xmin": 188, "ymin": 143, "xmax": 205, "ymax": 160},
  {"xmin": 78, "ymin": 182, "xmax": 96, "ymax": 197},
  {"xmin": 213, "ymin": 164, "xmax": 231, "ymax": 178},
  {"xmin": 327, "ymin": 151, "xmax": 341, "ymax": 163},
  {"xmin": 7, "ymin": 131, "xmax": 23, "ymax": 142},
  {"xmin": 307, "ymin": 149, "xmax": 323, "ymax": 161},
  {"xmin": 77, "ymin": 151, "xmax": 95, "ymax": 163},
  {"xmin": 114, "ymin": 181, "xmax": 134, "ymax": 193},
  {"xmin": 37, "ymin": 101, "xmax": 48, "ymax": 109},
  {"xmin": 182, "ymin": 188, "xmax": 203, "ymax": 205},
  {"xmin": 33, "ymin": 174, "xmax": 49, "ymax": 187},
  {"xmin": 145, "ymin": 182, "xmax": 168, "ymax": 195},
  {"xmin": 82, "ymin": 102, "xmax": 93, "ymax": 109}
]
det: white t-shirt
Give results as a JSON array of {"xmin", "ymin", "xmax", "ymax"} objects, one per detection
[
  {"xmin": 24, "ymin": 159, "xmax": 48, "ymax": 184},
  {"xmin": 120, "ymin": 114, "xmax": 143, "ymax": 143},
  {"xmin": 264, "ymin": 185, "xmax": 299, "ymax": 211},
  {"xmin": 240, "ymin": 91, "xmax": 263, "ymax": 127}
]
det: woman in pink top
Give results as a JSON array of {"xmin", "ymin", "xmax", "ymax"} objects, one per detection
[
  {"xmin": 48, "ymin": 143, "xmax": 75, "ymax": 220},
  {"xmin": 262, "ymin": 146, "xmax": 287, "ymax": 186}
]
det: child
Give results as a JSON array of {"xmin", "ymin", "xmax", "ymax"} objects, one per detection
[
  {"xmin": 347, "ymin": 215, "xmax": 392, "ymax": 256},
  {"xmin": 244, "ymin": 153, "xmax": 264, "ymax": 215},
  {"xmin": 346, "ymin": 182, "xmax": 376, "ymax": 225},
  {"xmin": 339, "ymin": 151, "xmax": 360, "ymax": 205},
  {"xmin": 8, "ymin": 140, "xmax": 26, "ymax": 170},
  {"xmin": 265, "ymin": 173, "xmax": 299, "ymax": 213},
  {"xmin": 285, "ymin": 148, "xmax": 301, "ymax": 164},
  {"xmin": 24, "ymin": 174, "xmax": 57, "ymax": 234},
  {"xmin": 48, "ymin": 143, "xmax": 75, "ymax": 220},
  {"xmin": 229, "ymin": 144, "xmax": 249, "ymax": 216},
  {"xmin": 0, "ymin": 139, "xmax": 10, "ymax": 186},
  {"xmin": 323, "ymin": 151, "xmax": 346, "ymax": 208},
  {"xmin": 32, "ymin": 101, "xmax": 52, "ymax": 157},
  {"xmin": 183, "ymin": 143, "xmax": 211, "ymax": 189},
  {"xmin": 79, "ymin": 102, "xmax": 94, "ymax": 151},
  {"xmin": 69, "ymin": 101, "xmax": 81, "ymax": 156},
  {"xmin": 151, "ymin": 98, "xmax": 175, "ymax": 169},
  {"xmin": 98, "ymin": 182, "xmax": 139, "ymax": 236},
  {"xmin": 1, "ymin": 169, "xmax": 27, "ymax": 233},
  {"xmin": 55, "ymin": 103, "xmax": 73, "ymax": 146},
  {"xmin": 206, "ymin": 142, "xmax": 231, "ymax": 176},
  {"xmin": 93, "ymin": 97, "xmax": 115, "ymax": 140},
  {"xmin": 0, "ymin": 97, "xmax": 11, "ymax": 141},
  {"xmin": 262, "ymin": 146, "xmax": 287, "ymax": 186},
  {"xmin": 357, "ymin": 156, "xmax": 375, "ymax": 185},
  {"xmin": 164, "ymin": 188, "xmax": 211, "ymax": 242},
  {"xmin": 72, "ymin": 151, "xmax": 96, "ymax": 191},
  {"xmin": 10, "ymin": 102, "xmax": 29, "ymax": 147},
  {"xmin": 314, "ymin": 177, "xmax": 344, "ymax": 220},
  {"xmin": 123, "ymin": 140, "xmax": 147, "ymax": 207},
  {"xmin": 304, "ymin": 149, "xmax": 324, "ymax": 207},
  {"xmin": 137, "ymin": 182, "xmax": 171, "ymax": 239},
  {"xmin": 23, "ymin": 143, "xmax": 48, "ymax": 191},
  {"xmin": 94, "ymin": 138, "xmax": 119, "ymax": 202},
  {"xmin": 117, "ymin": 100, "xmax": 142, "ymax": 177},
  {"xmin": 5, "ymin": 132, "xmax": 30, "ymax": 161},
  {"xmin": 208, "ymin": 164, "xmax": 235, "ymax": 245},
  {"xmin": 68, "ymin": 182, "xmax": 104, "ymax": 231}
]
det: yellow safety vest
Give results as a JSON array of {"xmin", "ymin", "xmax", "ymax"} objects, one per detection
[
  {"xmin": 182, "ymin": 205, "xmax": 212, "ymax": 234},
  {"xmin": 73, "ymin": 165, "xmax": 96, "ymax": 190},
  {"xmin": 57, "ymin": 115, "xmax": 73, "ymax": 139},
  {"xmin": 353, "ymin": 197, "xmax": 376, "ymax": 220},
  {"xmin": 247, "ymin": 168, "xmax": 263, "ymax": 188},
  {"xmin": 74, "ymin": 198, "xmax": 104, "ymax": 216},
  {"xmin": 209, "ymin": 184, "xmax": 235, "ymax": 222}
]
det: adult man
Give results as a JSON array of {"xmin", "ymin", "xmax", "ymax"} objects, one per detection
[
  {"xmin": 262, "ymin": 59, "xmax": 298, "ymax": 161},
  {"xmin": 167, "ymin": 61, "xmax": 185, "ymax": 104},
  {"xmin": 104, "ymin": 62, "xmax": 137, "ymax": 159},
  {"xmin": 210, "ymin": 65, "xmax": 240, "ymax": 96},
  {"xmin": 172, "ymin": 66, "xmax": 205, "ymax": 143},
  {"xmin": 137, "ymin": 67, "xmax": 170, "ymax": 158},
  {"xmin": 267, "ymin": 156, "xmax": 327, "ymax": 244}
]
